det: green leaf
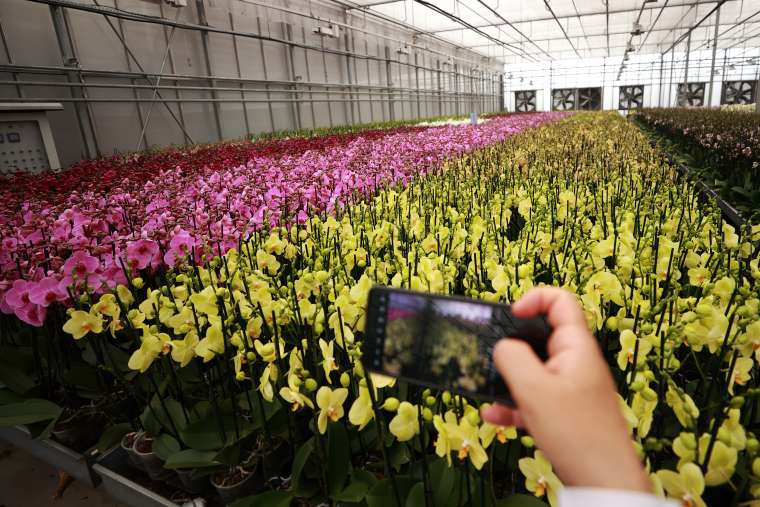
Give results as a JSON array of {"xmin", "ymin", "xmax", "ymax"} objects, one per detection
[
  {"xmin": 0, "ymin": 388, "xmax": 25, "ymax": 405},
  {"xmin": 163, "ymin": 449, "xmax": 220, "ymax": 469},
  {"xmin": 497, "ymin": 493, "xmax": 550, "ymax": 507},
  {"xmin": 428, "ymin": 458, "xmax": 456, "ymax": 506},
  {"xmin": 291, "ymin": 437, "xmax": 315, "ymax": 494},
  {"xmin": 180, "ymin": 414, "xmax": 254, "ymax": 451},
  {"xmin": 332, "ymin": 469, "xmax": 378, "ymax": 502},
  {"xmin": 366, "ymin": 476, "xmax": 417, "ymax": 507},
  {"xmin": 387, "ymin": 442, "xmax": 411, "ymax": 472},
  {"xmin": 404, "ymin": 482, "xmax": 425, "ymax": 507},
  {"xmin": 153, "ymin": 433, "xmax": 181, "ymax": 461},
  {"xmin": 328, "ymin": 422, "xmax": 351, "ymax": 496},
  {"xmin": 95, "ymin": 423, "xmax": 132, "ymax": 453},
  {"xmin": 0, "ymin": 399, "xmax": 62, "ymax": 428},
  {"xmin": 229, "ymin": 490, "xmax": 292, "ymax": 507}
]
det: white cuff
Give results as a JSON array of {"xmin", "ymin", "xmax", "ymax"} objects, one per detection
[{"xmin": 559, "ymin": 487, "xmax": 679, "ymax": 507}]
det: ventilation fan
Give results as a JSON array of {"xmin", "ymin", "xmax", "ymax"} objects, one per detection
[
  {"xmin": 577, "ymin": 87, "xmax": 602, "ymax": 110},
  {"xmin": 515, "ymin": 90, "xmax": 537, "ymax": 112},
  {"xmin": 552, "ymin": 89, "xmax": 575, "ymax": 111},
  {"xmin": 677, "ymin": 82, "xmax": 705, "ymax": 107},
  {"xmin": 722, "ymin": 81, "xmax": 756, "ymax": 105},
  {"xmin": 619, "ymin": 85, "xmax": 644, "ymax": 110}
]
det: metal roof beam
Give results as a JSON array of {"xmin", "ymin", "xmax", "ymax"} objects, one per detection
[{"xmin": 426, "ymin": 0, "xmax": 729, "ymax": 34}]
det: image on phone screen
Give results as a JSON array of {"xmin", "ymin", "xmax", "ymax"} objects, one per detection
[{"xmin": 366, "ymin": 288, "xmax": 515, "ymax": 400}]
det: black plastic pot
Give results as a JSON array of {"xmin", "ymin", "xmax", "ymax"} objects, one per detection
[
  {"xmin": 51, "ymin": 408, "xmax": 107, "ymax": 452},
  {"xmin": 175, "ymin": 468, "xmax": 209, "ymax": 495}
]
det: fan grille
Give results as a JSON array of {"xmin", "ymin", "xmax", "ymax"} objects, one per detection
[
  {"xmin": 721, "ymin": 81, "xmax": 757, "ymax": 105},
  {"xmin": 514, "ymin": 90, "xmax": 537, "ymax": 112},
  {"xmin": 618, "ymin": 85, "xmax": 644, "ymax": 110},
  {"xmin": 677, "ymin": 82, "xmax": 705, "ymax": 107}
]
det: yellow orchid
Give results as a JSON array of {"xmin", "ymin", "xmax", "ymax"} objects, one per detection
[
  {"xmin": 388, "ymin": 401, "xmax": 420, "ymax": 442},
  {"xmin": 518, "ymin": 450, "xmax": 562, "ymax": 507},
  {"xmin": 279, "ymin": 374, "xmax": 313, "ymax": 411},
  {"xmin": 672, "ymin": 432, "xmax": 697, "ymax": 468},
  {"xmin": 348, "ymin": 385, "xmax": 374, "ymax": 430},
  {"xmin": 616, "ymin": 329, "xmax": 652, "ymax": 371},
  {"xmin": 63, "ymin": 310, "xmax": 104, "ymax": 340},
  {"xmin": 169, "ymin": 331, "xmax": 199, "ymax": 367},
  {"xmin": 728, "ymin": 357, "xmax": 753, "ymax": 394},
  {"xmin": 432, "ymin": 412, "xmax": 458, "ymax": 465},
  {"xmin": 696, "ymin": 434, "xmax": 738, "ymax": 486},
  {"xmin": 259, "ymin": 364, "xmax": 276, "ymax": 402},
  {"xmin": 666, "ymin": 386, "xmax": 699, "ymax": 428},
  {"xmin": 195, "ymin": 321, "xmax": 224, "ymax": 362},
  {"xmin": 127, "ymin": 330, "xmax": 169, "ymax": 373},
  {"xmin": 116, "ymin": 284, "xmax": 134, "ymax": 307},
  {"xmin": 718, "ymin": 409, "xmax": 746, "ymax": 450},
  {"xmin": 656, "ymin": 463, "xmax": 707, "ymax": 507},
  {"xmin": 319, "ymin": 339, "xmax": 338, "ymax": 381},
  {"xmin": 165, "ymin": 305, "xmax": 195, "ymax": 334},
  {"xmin": 256, "ymin": 248, "xmax": 280, "ymax": 275},
  {"xmin": 449, "ymin": 418, "xmax": 488, "ymax": 470},
  {"xmin": 189, "ymin": 285, "xmax": 219, "ymax": 317},
  {"xmin": 316, "ymin": 386, "xmax": 348, "ymax": 434}
]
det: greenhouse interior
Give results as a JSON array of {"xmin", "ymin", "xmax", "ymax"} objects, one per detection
[{"xmin": 0, "ymin": 0, "xmax": 759, "ymax": 506}]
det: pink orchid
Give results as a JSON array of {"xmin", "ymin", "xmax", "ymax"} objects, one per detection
[
  {"xmin": 29, "ymin": 276, "xmax": 67, "ymax": 307},
  {"xmin": 126, "ymin": 239, "xmax": 160, "ymax": 270}
]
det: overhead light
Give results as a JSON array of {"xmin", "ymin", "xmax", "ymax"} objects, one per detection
[{"xmin": 631, "ymin": 22, "xmax": 643, "ymax": 36}]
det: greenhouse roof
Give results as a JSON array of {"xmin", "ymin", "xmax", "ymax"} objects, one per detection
[{"xmin": 345, "ymin": 0, "xmax": 760, "ymax": 64}]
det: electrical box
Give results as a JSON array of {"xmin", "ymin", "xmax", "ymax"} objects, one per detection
[{"xmin": 0, "ymin": 103, "xmax": 62, "ymax": 175}]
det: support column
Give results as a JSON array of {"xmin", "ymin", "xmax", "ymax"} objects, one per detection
[
  {"xmin": 658, "ymin": 54, "xmax": 664, "ymax": 107},
  {"xmin": 196, "ymin": 0, "xmax": 223, "ymax": 141},
  {"xmin": 384, "ymin": 45, "xmax": 394, "ymax": 121},
  {"xmin": 49, "ymin": 5, "xmax": 100, "ymax": 159},
  {"xmin": 707, "ymin": 5, "xmax": 721, "ymax": 107},
  {"xmin": 229, "ymin": 12, "xmax": 251, "ymax": 137},
  {"xmin": 283, "ymin": 22, "xmax": 302, "ymax": 130}
]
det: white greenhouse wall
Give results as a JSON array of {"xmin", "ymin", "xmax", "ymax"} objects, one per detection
[{"xmin": 0, "ymin": 0, "xmax": 504, "ymax": 167}]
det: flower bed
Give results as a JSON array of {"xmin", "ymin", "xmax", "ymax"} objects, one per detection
[
  {"xmin": 0, "ymin": 113, "xmax": 563, "ymax": 327},
  {"xmin": 633, "ymin": 108, "xmax": 760, "ymax": 218},
  {"xmin": 2, "ymin": 112, "xmax": 758, "ymax": 506}
]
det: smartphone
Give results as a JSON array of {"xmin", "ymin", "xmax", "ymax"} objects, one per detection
[{"xmin": 362, "ymin": 286, "xmax": 551, "ymax": 405}]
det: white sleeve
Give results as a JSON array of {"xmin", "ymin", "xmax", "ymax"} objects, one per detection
[{"xmin": 559, "ymin": 487, "xmax": 679, "ymax": 507}]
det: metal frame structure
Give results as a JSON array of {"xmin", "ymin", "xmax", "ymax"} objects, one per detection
[{"xmin": 0, "ymin": 0, "xmax": 505, "ymax": 166}]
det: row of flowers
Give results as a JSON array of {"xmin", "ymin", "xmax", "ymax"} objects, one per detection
[
  {"xmin": 633, "ymin": 108, "xmax": 760, "ymax": 218},
  {"xmin": 3, "ymin": 112, "xmax": 757, "ymax": 506},
  {"xmin": 0, "ymin": 113, "xmax": 564, "ymax": 329}
]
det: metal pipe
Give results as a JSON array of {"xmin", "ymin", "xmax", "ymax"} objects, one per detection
[{"xmin": 707, "ymin": 5, "xmax": 721, "ymax": 107}]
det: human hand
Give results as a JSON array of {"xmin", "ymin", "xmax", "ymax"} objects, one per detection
[{"xmin": 481, "ymin": 287, "xmax": 651, "ymax": 493}]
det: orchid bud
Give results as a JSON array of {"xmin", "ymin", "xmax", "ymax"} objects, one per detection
[
  {"xmin": 641, "ymin": 387, "xmax": 657, "ymax": 402},
  {"xmin": 520, "ymin": 436, "xmax": 534, "ymax": 448},
  {"xmin": 747, "ymin": 438, "xmax": 759, "ymax": 455},
  {"xmin": 340, "ymin": 372, "xmax": 351, "ymax": 388},
  {"xmin": 132, "ymin": 277, "xmax": 144, "ymax": 289},
  {"xmin": 422, "ymin": 408, "xmax": 433, "ymax": 422},
  {"xmin": 246, "ymin": 352, "xmax": 255, "ymax": 361},
  {"xmin": 235, "ymin": 371, "xmax": 245, "ymax": 381},
  {"xmin": 304, "ymin": 378, "xmax": 317, "ymax": 392},
  {"xmin": 441, "ymin": 391, "xmax": 452, "ymax": 406},
  {"xmin": 753, "ymin": 458, "xmax": 760, "ymax": 478},
  {"xmin": 606, "ymin": 316, "xmax": 619, "ymax": 331},
  {"xmin": 729, "ymin": 396, "xmax": 745, "ymax": 409},
  {"xmin": 629, "ymin": 380, "xmax": 645, "ymax": 392},
  {"xmin": 425, "ymin": 396, "xmax": 436, "ymax": 407},
  {"xmin": 382, "ymin": 398, "xmax": 400, "ymax": 412}
]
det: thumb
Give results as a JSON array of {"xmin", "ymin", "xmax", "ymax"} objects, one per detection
[{"xmin": 493, "ymin": 338, "xmax": 548, "ymax": 405}]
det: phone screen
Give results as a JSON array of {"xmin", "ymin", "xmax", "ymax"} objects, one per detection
[{"xmin": 363, "ymin": 287, "xmax": 549, "ymax": 403}]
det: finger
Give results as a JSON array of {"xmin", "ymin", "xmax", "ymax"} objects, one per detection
[
  {"xmin": 512, "ymin": 286, "xmax": 588, "ymax": 329},
  {"xmin": 480, "ymin": 403, "xmax": 525, "ymax": 428},
  {"xmin": 492, "ymin": 338, "xmax": 548, "ymax": 404}
]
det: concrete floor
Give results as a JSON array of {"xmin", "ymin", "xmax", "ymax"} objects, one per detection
[{"xmin": 0, "ymin": 441, "xmax": 123, "ymax": 507}]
